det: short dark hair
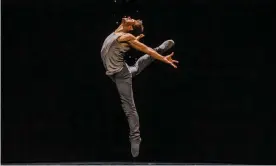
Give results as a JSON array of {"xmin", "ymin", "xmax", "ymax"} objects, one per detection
[{"xmin": 130, "ymin": 20, "xmax": 144, "ymax": 36}]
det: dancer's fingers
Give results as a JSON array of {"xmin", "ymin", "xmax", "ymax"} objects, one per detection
[
  {"xmin": 136, "ymin": 34, "xmax": 145, "ymax": 40},
  {"xmin": 140, "ymin": 34, "xmax": 145, "ymax": 38},
  {"xmin": 171, "ymin": 63, "xmax": 177, "ymax": 68},
  {"xmin": 173, "ymin": 60, "xmax": 179, "ymax": 63}
]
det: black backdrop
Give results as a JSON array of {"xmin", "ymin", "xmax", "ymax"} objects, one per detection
[{"xmin": 2, "ymin": 0, "xmax": 275, "ymax": 164}]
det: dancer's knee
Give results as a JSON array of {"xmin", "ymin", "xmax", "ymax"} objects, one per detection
[
  {"xmin": 128, "ymin": 66, "xmax": 138, "ymax": 77},
  {"xmin": 121, "ymin": 101, "xmax": 137, "ymax": 116}
]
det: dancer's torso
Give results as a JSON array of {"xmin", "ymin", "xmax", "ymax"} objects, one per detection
[{"xmin": 101, "ymin": 32, "xmax": 130, "ymax": 75}]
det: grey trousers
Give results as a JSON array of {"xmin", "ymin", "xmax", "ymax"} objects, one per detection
[{"xmin": 109, "ymin": 54, "xmax": 155, "ymax": 142}]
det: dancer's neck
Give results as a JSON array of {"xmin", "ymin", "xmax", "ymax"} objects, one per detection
[{"xmin": 115, "ymin": 24, "xmax": 128, "ymax": 33}]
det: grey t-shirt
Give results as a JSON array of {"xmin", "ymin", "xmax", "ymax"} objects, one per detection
[{"xmin": 101, "ymin": 32, "xmax": 130, "ymax": 75}]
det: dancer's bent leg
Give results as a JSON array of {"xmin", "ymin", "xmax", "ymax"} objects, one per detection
[{"xmin": 128, "ymin": 40, "xmax": 175, "ymax": 77}]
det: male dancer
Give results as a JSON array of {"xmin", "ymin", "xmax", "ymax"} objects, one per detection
[{"xmin": 100, "ymin": 16, "xmax": 178, "ymax": 157}]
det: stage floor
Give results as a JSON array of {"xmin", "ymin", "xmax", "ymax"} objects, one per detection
[{"xmin": 19, "ymin": 162, "xmax": 231, "ymax": 165}]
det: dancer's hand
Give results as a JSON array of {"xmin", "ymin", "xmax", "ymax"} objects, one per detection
[
  {"xmin": 136, "ymin": 34, "xmax": 145, "ymax": 41},
  {"xmin": 164, "ymin": 52, "xmax": 179, "ymax": 68}
]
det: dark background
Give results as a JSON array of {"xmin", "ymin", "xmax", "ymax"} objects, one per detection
[{"xmin": 2, "ymin": 0, "xmax": 275, "ymax": 164}]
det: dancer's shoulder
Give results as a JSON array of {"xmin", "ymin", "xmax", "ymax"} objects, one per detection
[{"xmin": 117, "ymin": 33, "xmax": 135, "ymax": 42}]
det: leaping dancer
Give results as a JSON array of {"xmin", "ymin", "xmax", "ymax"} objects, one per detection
[{"xmin": 100, "ymin": 16, "xmax": 178, "ymax": 157}]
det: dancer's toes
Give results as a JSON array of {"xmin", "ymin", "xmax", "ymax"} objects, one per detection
[
  {"xmin": 130, "ymin": 139, "xmax": 141, "ymax": 158},
  {"xmin": 155, "ymin": 40, "xmax": 175, "ymax": 54}
]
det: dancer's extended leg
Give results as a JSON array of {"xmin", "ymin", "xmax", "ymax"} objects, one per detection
[{"xmin": 112, "ymin": 65, "xmax": 141, "ymax": 157}]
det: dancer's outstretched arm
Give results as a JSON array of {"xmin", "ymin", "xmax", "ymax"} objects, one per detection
[{"xmin": 118, "ymin": 33, "xmax": 178, "ymax": 68}]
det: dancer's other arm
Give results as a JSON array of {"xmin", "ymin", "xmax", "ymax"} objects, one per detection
[
  {"xmin": 136, "ymin": 34, "xmax": 145, "ymax": 40},
  {"xmin": 118, "ymin": 33, "xmax": 178, "ymax": 68}
]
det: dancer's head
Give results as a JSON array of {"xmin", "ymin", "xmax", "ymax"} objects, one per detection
[{"xmin": 121, "ymin": 16, "xmax": 144, "ymax": 36}]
